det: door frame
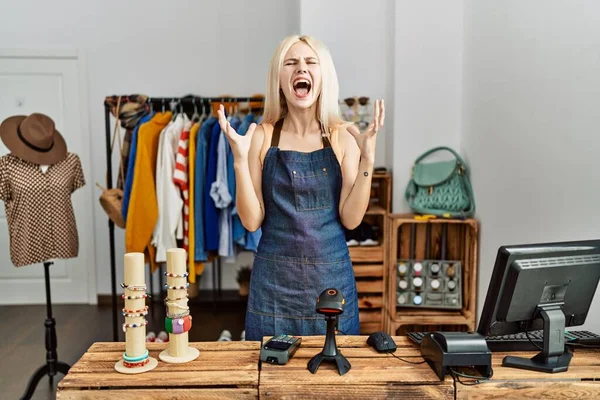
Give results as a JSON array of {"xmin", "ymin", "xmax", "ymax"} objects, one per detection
[{"xmin": 0, "ymin": 48, "xmax": 97, "ymax": 304}]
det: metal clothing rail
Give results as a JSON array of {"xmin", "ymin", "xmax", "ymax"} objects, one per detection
[{"xmin": 103, "ymin": 95, "xmax": 264, "ymax": 341}]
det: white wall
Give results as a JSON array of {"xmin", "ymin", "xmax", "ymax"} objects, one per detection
[
  {"xmin": 299, "ymin": 0, "xmax": 394, "ymax": 169},
  {"xmin": 392, "ymin": 1, "xmax": 464, "ymax": 212},
  {"xmin": 0, "ymin": 0, "xmax": 300, "ymax": 295},
  {"xmin": 462, "ymin": 0, "xmax": 600, "ymax": 332}
]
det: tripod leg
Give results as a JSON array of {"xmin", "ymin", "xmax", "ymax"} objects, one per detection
[
  {"xmin": 20, "ymin": 365, "xmax": 49, "ymax": 400},
  {"xmin": 334, "ymin": 353, "xmax": 352, "ymax": 376}
]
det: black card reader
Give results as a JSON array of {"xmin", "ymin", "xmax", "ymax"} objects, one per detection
[
  {"xmin": 260, "ymin": 335, "xmax": 302, "ymax": 365},
  {"xmin": 420, "ymin": 331, "xmax": 492, "ymax": 381}
]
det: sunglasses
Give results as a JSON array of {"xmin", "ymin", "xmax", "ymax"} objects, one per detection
[{"xmin": 343, "ymin": 97, "xmax": 370, "ymax": 107}]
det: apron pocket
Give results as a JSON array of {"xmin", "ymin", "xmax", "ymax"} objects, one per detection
[{"xmin": 293, "ymin": 168, "xmax": 331, "ymax": 211}]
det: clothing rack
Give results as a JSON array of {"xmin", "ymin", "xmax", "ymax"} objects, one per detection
[{"xmin": 103, "ymin": 95, "xmax": 264, "ymax": 342}]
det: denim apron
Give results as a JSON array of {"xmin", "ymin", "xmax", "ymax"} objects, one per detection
[{"xmin": 245, "ymin": 119, "xmax": 360, "ymax": 341}]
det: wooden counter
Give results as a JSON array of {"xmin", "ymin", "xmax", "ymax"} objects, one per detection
[
  {"xmin": 260, "ymin": 335, "xmax": 454, "ymax": 399},
  {"xmin": 56, "ymin": 341, "xmax": 261, "ymax": 399},
  {"xmin": 57, "ymin": 336, "xmax": 600, "ymax": 399}
]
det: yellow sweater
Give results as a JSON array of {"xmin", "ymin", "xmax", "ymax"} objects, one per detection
[
  {"xmin": 188, "ymin": 122, "xmax": 204, "ymax": 281},
  {"xmin": 125, "ymin": 112, "xmax": 172, "ymax": 272}
]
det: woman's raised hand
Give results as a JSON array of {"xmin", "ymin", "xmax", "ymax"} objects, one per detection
[
  {"xmin": 347, "ymin": 99, "xmax": 385, "ymax": 163},
  {"xmin": 217, "ymin": 103, "xmax": 256, "ymax": 163}
]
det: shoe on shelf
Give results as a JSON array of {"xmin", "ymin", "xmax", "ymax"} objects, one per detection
[
  {"xmin": 359, "ymin": 222, "xmax": 380, "ymax": 246},
  {"xmin": 240, "ymin": 330, "xmax": 246, "ymax": 341},
  {"xmin": 146, "ymin": 331, "xmax": 156, "ymax": 342},
  {"xmin": 218, "ymin": 329, "xmax": 232, "ymax": 341},
  {"xmin": 158, "ymin": 331, "xmax": 169, "ymax": 342}
]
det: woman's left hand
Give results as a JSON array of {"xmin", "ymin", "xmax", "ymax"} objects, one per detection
[{"xmin": 347, "ymin": 99, "xmax": 385, "ymax": 163}]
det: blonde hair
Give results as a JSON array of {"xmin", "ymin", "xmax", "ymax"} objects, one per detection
[{"xmin": 262, "ymin": 35, "xmax": 346, "ymax": 135}]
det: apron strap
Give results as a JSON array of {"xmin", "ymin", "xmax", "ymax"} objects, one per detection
[
  {"xmin": 271, "ymin": 119, "xmax": 284, "ymax": 147},
  {"xmin": 271, "ymin": 118, "xmax": 332, "ymax": 148}
]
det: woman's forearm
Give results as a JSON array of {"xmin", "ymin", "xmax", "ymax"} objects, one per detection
[
  {"xmin": 234, "ymin": 160, "xmax": 264, "ymax": 232},
  {"xmin": 340, "ymin": 157, "xmax": 375, "ymax": 229}
]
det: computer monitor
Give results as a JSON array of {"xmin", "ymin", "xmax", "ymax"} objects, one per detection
[{"xmin": 477, "ymin": 240, "xmax": 600, "ymax": 373}]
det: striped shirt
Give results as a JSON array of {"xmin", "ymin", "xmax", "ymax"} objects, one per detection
[{"xmin": 173, "ymin": 124, "xmax": 190, "ymax": 256}]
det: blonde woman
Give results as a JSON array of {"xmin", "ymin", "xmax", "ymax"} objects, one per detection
[{"xmin": 218, "ymin": 35, "xmax": 385, "ymax": 341}]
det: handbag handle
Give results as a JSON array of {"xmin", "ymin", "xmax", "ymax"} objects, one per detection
[
  {"xmin": 414, "ymin": 146, "xmax": 468, "ymax": 171},
  {"xmin": 108, "ymin": 96, "xmax": 125, "ymax": 187}
]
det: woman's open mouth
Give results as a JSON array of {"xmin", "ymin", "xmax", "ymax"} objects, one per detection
[{"xmin": 293, "ymin": 79, "xmax": 312, "ymax": 99}]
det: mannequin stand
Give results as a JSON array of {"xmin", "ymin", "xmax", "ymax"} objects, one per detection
[{"xmin": 20, "ymin": 262, "xmax": 70, "ymax": 400}]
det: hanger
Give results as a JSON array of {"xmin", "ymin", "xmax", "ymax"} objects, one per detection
[
  {"xmin": 170, "ymin": 98, "xmax": 179, "ymax": 121},
  {"xmin": 191, "ymin": 98, "xmax": 201, "ymax": 123},
  {"xmin": 200, "ymin": 100, "xmax": 208, "ymax": 122},
  {"xmin": 161, "ymin": 99, "xmax": 166, "ymax": 113}
]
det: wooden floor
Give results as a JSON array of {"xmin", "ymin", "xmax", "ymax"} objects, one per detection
[{"xmin": 0, "ymin": 300, "xmax": 246, "ymax": 400}]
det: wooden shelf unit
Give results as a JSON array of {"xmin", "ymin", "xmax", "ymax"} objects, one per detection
[
  {"xmin": 348, "ymin": 172, "xmax": 392, "ymax": 334},
  {"xmin": 386, "ymin": 214, "xmax": 479, "ymax": 335}
]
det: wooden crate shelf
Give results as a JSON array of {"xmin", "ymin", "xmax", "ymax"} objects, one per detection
[
  {"xmin": 386, "ymin": 214, "xmax": 479, "ymax": 335},
  {"xmin": 348, "ymin": 172, "xmax": 392, "ymax": 334}
]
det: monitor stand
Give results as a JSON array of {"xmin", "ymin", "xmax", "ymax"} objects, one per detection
[{"xmin": 502, "ymin": 304, "xmax": 572, "ymax": 373}]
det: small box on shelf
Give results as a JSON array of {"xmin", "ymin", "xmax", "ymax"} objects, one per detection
[{"xmin": 386, "ymin": 214, "xmax": 478, "ymax": 335}]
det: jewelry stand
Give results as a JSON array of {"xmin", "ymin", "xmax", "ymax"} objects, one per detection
[
  {"xmin": 159, "ymin": 248, "xmax": 199, "ymax": 363},
  {"xmin": 20, "ymin": 261, "xmax": 70, "ymax": 400},
  {"xmin": 115, "ymin": 253, "xmax": 158, "ymax": 374}
]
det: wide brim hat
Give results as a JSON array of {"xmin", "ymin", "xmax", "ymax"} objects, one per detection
[{"xmin": 0, "ymin": 113, "xmax": 67, "ymax": 165}]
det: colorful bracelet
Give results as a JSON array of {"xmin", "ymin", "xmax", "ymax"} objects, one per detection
[
  {"xmin": 123, "ymin": 350, "xmax": 149, "ymax": 363},
  {"xmin": 165, "ymin": 315, "xmax": 192, "ymax": 334},
  {"xmin": 164, "ymin": 272, "xmax": 189, "ymax": 278},
  {"xmin": 120, "ymin": 283, "xmax": 147, "ymax": 291},
  {"xmin": 122, "ymin": 310, "xmax": 148, "ymax": 318},
  {"xmin": 164, "ymin": 283, "xmax": 190, "ymax": 290},
  {"xmin": 122, "ymin": 294, "xmax": 148, "ymax": 300},
  {"xmin": 122, "ymin": 306, "xmax": 149, "ymax": 314},
  {"xmin": 122, "ymin": 320, "xmax": 148, "ymax": 332},
  {"xmin": 123, "ymin": 358, "xmax": 150, "ymax": 368}
]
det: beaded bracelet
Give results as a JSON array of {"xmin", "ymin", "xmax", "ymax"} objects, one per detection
[
  {"xmin": 123, "ymin": 349, "xmax": 149, "ymax": 363},
  {"xmin": 164, "ymin": 272, "xmax": 189, "ymax": 278},
  {"xmin": 122, "ymin": 320, "xmax": 148, "ymax": 332},
  {"xmin": 120, "ymin": 283, "xmax": 147, "ymax": 291},
  {"xmin": 122, "ymin": 310, "xmax": 148, "ymax": 318},
  {"xmin": 122, "ymin": 306, "xmax": 149, "ymax": 314},
  {"xmin": 122, "ymin": 294, "xmax": 148, "ymax": 300},
  {"xmin": 123, "ymin": 358, "xmax": 150, "ymax": 368},
  {"xmin": 164, "ymin": 283, "xmax": 190, "ymax": 290},
  {"xmin": 165, "ymin": 314, "xmax": 192, "ymax": 334}
]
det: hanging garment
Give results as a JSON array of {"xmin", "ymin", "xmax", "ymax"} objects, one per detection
[
  {"xmin": 187, "ymin": 122, "xmax": 205, "ymax": 280},
  {"xmin": 194, "ymin": 116, "xmax": 217, "ymax": 261},
  {"xmin": 210, "ymin": 128, "xmax": 232, "ymax": 257},
  {"xmin": 204, "ymin": 120, "xmax": 222, "ymax": 252},
  {"xmin": 122, "ymin": 112, "xmax": 154, "ymax": 221},
  {"xmin": 125, "ymin": 111, "xmax": 171, "ymax": 272},
  {"xmin": 152, "ymin": 113, "xmax": 188, "ymax": 263},
  {"xmin": 232, "ymin": 113, "xmax": 255, "ymax": 246},
  {"xmin": 174, "ymin": 122, "xmax": 191, "ymax": 257},
  {"xmin": 245, "ymin": 119, "xmax": 360, "ymax": 341},
  {"xmin": 0, "ymin": 153, "xmax": 85, "ymax": 267}
]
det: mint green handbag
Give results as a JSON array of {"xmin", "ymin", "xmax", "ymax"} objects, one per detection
[{"xmin": 405, "ymin": 146, "xmax": 475, "ymax": 218}]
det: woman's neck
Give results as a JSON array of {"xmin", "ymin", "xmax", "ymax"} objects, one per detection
[{"xmin": 283, "ymin": 105, "xmax": 321, "ymax": 137}]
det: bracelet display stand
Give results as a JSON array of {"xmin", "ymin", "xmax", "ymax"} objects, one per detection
[
  {"xmin": 159, "ymin": 248, "xmax": 200, "ymax": 363},
  {"xmin": 115, "ymin": 253, "xmax": 158, "ymax": 374}
]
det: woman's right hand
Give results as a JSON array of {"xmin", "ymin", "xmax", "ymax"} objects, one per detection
[{"xmin": 217, "ymin": 104, "xmax": 256, "ymax": 164}]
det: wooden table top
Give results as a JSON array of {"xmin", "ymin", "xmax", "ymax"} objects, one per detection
[{"xmin": 57, "ymin": 335, "xmax": 600, "ymax": 399}]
